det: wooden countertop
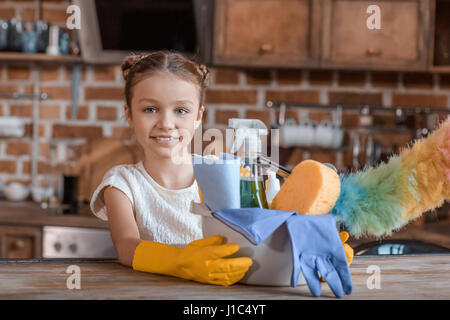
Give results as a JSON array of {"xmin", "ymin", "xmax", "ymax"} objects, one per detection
[
  {"xmin": 0, "ymin": 255, "xmax": 448, "ymax": 299},
  {"xmin": 0, "ymin": 200, "xmax": 108, "ymax": 229}
]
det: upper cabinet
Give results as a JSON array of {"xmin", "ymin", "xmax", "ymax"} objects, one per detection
[
  {"xmin": 321, "ymin": 0, "xmax": 431, "ymax": 70},
  {"xmin": 213, "ymin": 0, "xmax": 321, "ymax": 68},
  {"xmin": 211, "ymin": 0, "xmax": 435, "ymax": 71}
]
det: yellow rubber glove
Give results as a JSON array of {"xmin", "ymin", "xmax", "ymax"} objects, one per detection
[
  {"xmin": 339, "ymin": 231, "xmax": 354, "ymax": 266},
  {"xmin": 132, "ymin": 235, "xmax": 253, "ymax": 286},
  {"xmin": 320, "ymin": 231, "xmax": 353, "ymax": 283}
]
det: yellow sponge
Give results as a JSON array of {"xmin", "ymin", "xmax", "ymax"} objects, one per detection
[{"xmin": 269, "ymin": 160, "xmax": 340, "ymax": 215}]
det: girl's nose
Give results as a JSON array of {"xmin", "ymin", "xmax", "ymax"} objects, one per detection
[{"xmin": 157, "ymin": 111, "xmax": 176, "ymax": 129}]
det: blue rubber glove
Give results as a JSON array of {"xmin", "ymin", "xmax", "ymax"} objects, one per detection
[
  {"xmin": 285, "ymin": 214, "xmax": 353, "ymax": 298},
  {"xmin": 213, "ymin": 208, "xmax": 297, "ymax": 245}
]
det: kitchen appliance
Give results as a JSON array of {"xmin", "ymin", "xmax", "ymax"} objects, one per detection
[
  {"xmin": 42, "ymin": 226, "xmax": 117, "ymax": 258},
  {"xmin": 74, "ymin": 0, "xmax": 214, "ymax": 64}
]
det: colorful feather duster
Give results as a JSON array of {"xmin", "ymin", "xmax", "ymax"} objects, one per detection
[{"xmin": 331, "ymin": 117, "xmax": 450, "ymax": 238}]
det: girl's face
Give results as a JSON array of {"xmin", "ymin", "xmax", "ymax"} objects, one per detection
[{"xmin": 126, "ymin": 72, "xmax": 204, "ymax": 161}]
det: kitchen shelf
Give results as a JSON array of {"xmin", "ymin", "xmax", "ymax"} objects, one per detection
[
  {"xmin": 430, "ymin": 66, "xmax": 450, "ymax": 74},
  {"xmin": 0, "ymin": 52, "xmax": 82, "ymax": 64},
  {"xmin": 266, "ymin": 101, "xmax": 450, "ymax": 115}
]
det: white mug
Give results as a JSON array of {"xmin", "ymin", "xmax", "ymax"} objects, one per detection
[
  {"xmin": 330, "ymin": 124, "xmax": 344, "ymax": 149},
  {"xmin": 279, "ymin": 118, "xmax": 297, "ymax": 148},
  {"xmin": 295, "ymin": 119, "xmax": 315, "ymax": 147},
  {"xmin": 314, "ymin": 120, "xmax": 334, "ymax": 148}
]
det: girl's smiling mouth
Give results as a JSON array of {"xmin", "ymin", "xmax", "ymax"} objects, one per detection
[{"xmin": 150, "ymin": 135, "xmax": 182, "ymax": 145}]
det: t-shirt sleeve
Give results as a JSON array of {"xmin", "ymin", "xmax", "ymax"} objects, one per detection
[{"xmin": 90, "ymin": 166, "xmax": 135, "ymax": 221}]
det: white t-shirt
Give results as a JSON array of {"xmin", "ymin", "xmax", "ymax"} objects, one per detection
[{"xmin": 90, "ymin": 161, "xmax": 203, "ymax": 247}]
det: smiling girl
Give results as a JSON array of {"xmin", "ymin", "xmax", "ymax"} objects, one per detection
[{"xmin": 90, "ymin": 51, "xmax": 252, "ymax": 286}]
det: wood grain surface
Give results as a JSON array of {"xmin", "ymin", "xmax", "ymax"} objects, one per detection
[
  {"xmin": 0, "ymin": 200, "xmax": 107, "ymax": 229},
  {"xmin": 0, "ymin": 255, "xmax": 448, "ymax": 299}
]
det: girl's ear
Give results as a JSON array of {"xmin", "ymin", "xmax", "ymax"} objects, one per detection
[
  {"xmin": 195, "ymin": 105, "xmax": 205, "ymax": 129},
  {"xmin": 124, "ymin": 104, "xmax": 132, "ymax": 125},
  {"xmin": 197, "ymin": 105, "xmax": 205, "ymax": 120}
]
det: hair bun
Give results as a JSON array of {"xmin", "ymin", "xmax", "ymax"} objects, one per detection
[
  {"xmin": 198, "ymin": 63, "xmax": 210, "ymax": 87},
  {"xmin": 121, "ymin": 54, "xmax": 141, "ymax": 82}
]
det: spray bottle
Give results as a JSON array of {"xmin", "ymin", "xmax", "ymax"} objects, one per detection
[{"xmin": 229, "ymin": 118, "xmax": 268, "ymax": 208}]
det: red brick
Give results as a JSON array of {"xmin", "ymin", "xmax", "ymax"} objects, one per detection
[
  {"xmin": 402, "ymin": 72, "xmax": 433, "ymax": 89},
  {"xmin": 24, "ymin": 123, "xmax": 46, "ymax": 137},
  {"xmin": 97, "ymin": 106, "xmax": 118, "ymax": 121},
  {"xmin": 22, "ymin": 161, "xmax": 46, "ymax": 175},
  {"xmin": 7, "ymin": 66, "xmax": 30, "ymax": 80},
  {"xmin": 10, "ymin": 104, "xmax": 32, "ymax": 118},
  {"xmin": 39, "ymin": 105, "xmax": 60, "ymax": 119},
  {"xmin": 244, "ymin": 109, "xmax": 271, "ymax": 128},
  {"xmin": 0, "ymin": 160, "xmax": 17, "ymax": 174},
  {"xmin": 41, "ymin": 86, "xmax": 71, "ymax": 100},
  {"xmin": 6, "ymin": 141, "xmax": 30, "ymax": 156},
  {"xmin": 372, "ymin": 112, "xmax": 396, "ymax": 127},
  {"xmin": 275, "ymin": 109, "xmax": 300, "ymax": 124},
  {"xmin": 0, "ymin": 8, "xmax": 15, "ymax": 19},
  {"xmin": 308, "ymin": 151, "xmax": 336, "ymax": 164},
  {"xmin": 84, "ymin": 87, "xmax": 124, "ymax": 101},
  {"xmin": 328, "ymin": 92, "xmax": 382, "ymax": 106},
  {"xmin": 371, "ymin": 72, "xmax": 399, "ymax": 88},
  {"xmin": 112, "ymin": 126, "xmax": 134, "ymax": 140},
  {"xmin": 0, "ymin": 85, "xmax": 20, "ymax": 93},
  {"xmin": 372, "ymin": 132, "xmax": 414, "ymax": 149},
  {"xmin": 214, "ymin": 68, "xmax": 240, "ymax": 84},
  {"xmin": 20, "ymin": 7, "xmax": 35, "ymax": 22},
  {"xmin": 277, "ymin": 70, "xmax": 302, "ymax": 85},
  {"xmin": 65, "ymin": 66, "xmax": 87, "ymax": 81},
  {"xmin": 438, "ymin": 73, "xmax": 450, "ymax": 89},
  {"xmin": 341, "ymin": 111, "xmax": 360, "ymax": 128},
  {"xmin": 42, "ymin": 8, "xmax": 67, "ymax": 24},
  {"xmin": 93, "ymin": 66, "xmax": 117, "ymax": 82},
  {"xmin": 265, "ymin": 90, "xmax": 320, "ymax": 105},
  {"xmin": 286, "ymin": 149, "xmax": 304, "ymax": 167},
  {"xmin": 308, "ymin": 110, "xmax": 333, "ymax": 123},
  {"xmin": 214, "ymin": 110, "xmax": 239, "ymax": 125},
  {"xmin": 205, "ymin": 89, "xmax": 257, "ymax": 105},
  {"xmin": 40, "ymin": 66, "xmax": 60, "ymax": 81},
  {"xmin": 338, "ymin": 71, "xmax": 366, "ymax": 87},
  {"xmin": 392, "ymin": 93, "xmax": 448, "ymax": 109},
  {"xmin": 52, "ymin": 125, "xmax": 103, "ymax": 139},
  {"xmin": 66, "ymin": 105, "xmax": 89, "ymax": 120},
  {"xmin": 309, "ymin": 70, "xmax": 333, "ymax": 86},
  {"xmin": 245, "ymin": 70, "xmax": 272, "ymax": 85},
  {"xmin": 40, "ymin": 142, "xmax": 50, "ymax": 158}
]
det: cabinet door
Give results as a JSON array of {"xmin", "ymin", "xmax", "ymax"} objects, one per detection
[
  {"xmin": 213, "ymin": 0, "xmax": 321, "ymax": 68},
  {"xmin": 0, "ymin": 225, "xmax": 42, "ymax": 259},
  {"xmin": 321, "ymin": 0, "xmax": 431, "ymax": 70}
]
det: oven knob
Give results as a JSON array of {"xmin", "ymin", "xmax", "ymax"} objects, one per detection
[
  {"xmin": 69, "ymin": 243, "xmax": 77, "ymax": 253},
  {"xmin": 54, "ymin": 242, "xmax": 62, "ymax": 252}
]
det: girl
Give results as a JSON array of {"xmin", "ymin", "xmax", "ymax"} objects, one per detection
[{"xmin": 90, "ymin": 50, "xmax": 252, "ymax": 286}]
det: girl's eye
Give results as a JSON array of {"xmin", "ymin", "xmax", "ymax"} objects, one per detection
[
  {"xmin": 143, "ymin": 107, "xmax": 156, "ymax": 113},
  {"xmin": 176, "ymin": 108, "xmax": 188, "ymax": 115}
]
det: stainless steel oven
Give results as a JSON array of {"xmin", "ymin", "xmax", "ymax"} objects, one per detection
[{"xmin": 42, "ymin": 226, "xmax": 117, "ymax": 258}]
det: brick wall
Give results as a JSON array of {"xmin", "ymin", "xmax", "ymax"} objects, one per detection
[{"xmin": 0, "ymin": 0, "xmax": 450, "ymax": 186}]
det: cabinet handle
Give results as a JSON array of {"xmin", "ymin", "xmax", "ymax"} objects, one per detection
[
  {"xmin": 366, "ymin": 48, "xmax": 382, "ymax": 57},
  {"xmin": 10, "ymin": 239, "xmax": 25, "ymax": 250},
  {"xmin": 259, "ymin": 43, "xmax": 274, "ymax": 55}
]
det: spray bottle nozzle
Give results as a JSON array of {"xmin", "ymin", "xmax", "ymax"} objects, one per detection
[{"xmin": 228, "ymin": 118, "xmax": 268, "ymax": 155}]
